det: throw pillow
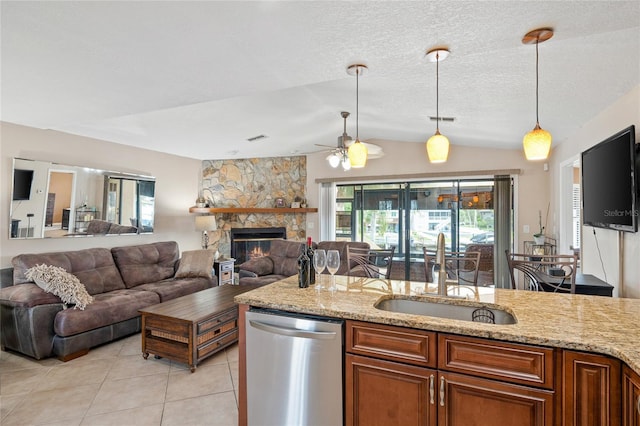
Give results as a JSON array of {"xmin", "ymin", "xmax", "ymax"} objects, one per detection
[
  {"xmin": 24, "ymin": 264, "xmax": 93, "ymax": 310},
  {"xmin": 175, "ymin": 250, "xmax": 215, "ymax": 280},
  {"xmin": 238, "ymin": 256, "xmax": 274, "ymax": 276}
]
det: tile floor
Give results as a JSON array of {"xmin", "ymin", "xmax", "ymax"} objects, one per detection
[{"xmin": 0, "ymin": 334, "xmax": 239, "ymax": 425}]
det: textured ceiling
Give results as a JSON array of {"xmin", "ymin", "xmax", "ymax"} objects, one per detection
[{"xmin": 1, "ymin": 1, "xmax": 639, "ymax": 160}]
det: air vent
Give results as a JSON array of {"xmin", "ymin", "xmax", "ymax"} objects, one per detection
[
  {"xmin": 247, "ymin": 134, "xmax": 268, "ymax": 142},
  {"xmin": 429, "ymin": 116, "xmax": 455, "ymax": 122}
]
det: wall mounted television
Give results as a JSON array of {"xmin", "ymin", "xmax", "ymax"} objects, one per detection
[
  {"xmin": 581, "ymin": 124, "xmax": 638, "ymax": 233},
  {"xmin": 12, "ymin": 169, "xmax": 34, "ymax": 201}
]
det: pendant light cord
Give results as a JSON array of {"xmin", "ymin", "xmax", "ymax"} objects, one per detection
[
  {"xmin": 355, "ymin": 67, "xmax": 360, "ymax": 141},
  {"xmin": 435, "ymin": 51, "xmax": 440, "ymax": 132},
  {"xmin": 535, "ymin": 39, "xmax": 539, "ymax": 126}
]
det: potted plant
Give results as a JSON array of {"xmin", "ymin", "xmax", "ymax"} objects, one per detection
[{"xmin": 533, "ymin": 208, "xmax": 546, "ymax": 245}]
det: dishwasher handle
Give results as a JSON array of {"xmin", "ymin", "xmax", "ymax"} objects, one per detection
[{"xmin": 249, "ymin": 319, "xmax": 338, "ymax": 340}]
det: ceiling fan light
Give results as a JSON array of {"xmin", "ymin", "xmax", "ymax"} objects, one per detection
[
  {"xmin": 348, "ymin": 139, "xmax": 368, "ymax": 168},
  {"xmin": 327, "ymin": 153, "xmax": 341, "ymax": 168},
  {"xmin": 523, "ymin": 124, "xmax": 552, "ymax": 160},
  {"xmin": 426, "ymin": 131, "xmax": 450, "ymax": 163},
  {"xmin": 341, "ymin": 155, "xmax": 352, "ymax": 171}
]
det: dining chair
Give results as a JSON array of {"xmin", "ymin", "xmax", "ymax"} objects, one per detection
[
  {"xmin": 347, "ymin": 246, "xmax": 395, "ymax": 279},
  {"xmin": 423, "ymin": 247, "xmax": 481, "ymax": 286},
  {"xmin": 505, "ymin": 251, "xmax": 579, "ymax": 293}
]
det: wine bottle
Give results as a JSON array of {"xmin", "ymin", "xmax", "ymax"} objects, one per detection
[
  {"xmin": 307, "ymin": 237, "xmax": 316, "ymax": 285},
  {"xmin": 297, "ymin": 244, "xmax": 310, "ymax": 288}
]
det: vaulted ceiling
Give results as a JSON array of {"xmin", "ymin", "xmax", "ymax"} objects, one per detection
[{"xmin": 2, "ymin": 1, "xmax": 638, "ymax": 160}]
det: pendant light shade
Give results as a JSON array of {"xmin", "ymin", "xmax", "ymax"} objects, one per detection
[
  {"xmin": 427, "ymin": 131, "xmax": 450, "ymax": 163},
  {"xmin": 347, "ymin": 64, "xmax": 368, "ymax": 168},
  {"xmin": 425, "ymin": 48, "xmax": 450, "ymax": 163},
  {"xmin": 522, "ymin": 28, "xmax": 553, "ymax": 161}
]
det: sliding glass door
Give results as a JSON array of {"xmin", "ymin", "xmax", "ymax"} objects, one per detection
[{"xmin": 335, "ymin": 178, "xmax": 500, "ymax": 281}]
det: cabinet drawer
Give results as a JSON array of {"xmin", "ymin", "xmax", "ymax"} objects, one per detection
[
  {"xmin": 220, "ymin": 270, "xmax": 232, "ymax": 282},
  {"xmin": 219, "ymin": 262, "xmax": 234, "ymax": 272},
  {"xmin": 346, "ymin": 320, "xmax": 436, "ymax": 368},
  {"xmin": 198, "ymin": 329, "xmax": 238, "ymax": 359},
  {"xmin": 438, "ymin": 333, "xmax": 555, "ymax": 389},
  {"xmin": 198, "ymin": 307, "xmax": 237, "ymax": 334}
]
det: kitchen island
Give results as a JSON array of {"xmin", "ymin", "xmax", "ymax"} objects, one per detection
[{"xmin": 235, "ymin": 275, "xmax": 640, "ymax": 425}]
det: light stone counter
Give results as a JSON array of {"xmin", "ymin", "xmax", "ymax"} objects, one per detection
[{"xmin": 235, "ymin": 275, "xmax": 640, "ymax": 375}]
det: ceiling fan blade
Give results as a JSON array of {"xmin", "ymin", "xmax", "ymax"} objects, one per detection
[{"xmin": 314, "ymin": 143, "xmax": 337, "ymax": 148}]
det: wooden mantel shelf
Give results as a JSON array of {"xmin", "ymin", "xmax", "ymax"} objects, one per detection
[{"xmin": 189, "ymin": 207, "xmax": 318, "ymax": 214}]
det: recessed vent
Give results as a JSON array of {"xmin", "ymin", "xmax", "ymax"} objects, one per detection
[
  {"xmin": 247, "ymin": 134, "xmax": 268, "ymax": 142},
  {"xmin": 429, "ymin": 116, "xmax": 455, "ymax": 122}
]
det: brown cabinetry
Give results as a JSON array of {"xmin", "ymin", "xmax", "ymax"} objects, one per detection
[
  {"xmin": 623, "ymin": 365, "xmax": 640, "ymax": 426},
  {"xmin": 562, "ymin": 350, "xmax": 621, "ymax": 426},
  {"xmin": 345, "ymin": 321, "xmax": 555, "ymax": 426}
]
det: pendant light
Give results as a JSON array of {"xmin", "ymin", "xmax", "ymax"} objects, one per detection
[
  {"xmin": 522, "ymin": 28, "xmax": 554, "ymax": 161},
  {"xmin": 425, "ymin": 48, "xmax": 450, "ymax": 163},
  {"xmin": 347, "ymin": 64, "xmax": 368, "ymax": 168}
]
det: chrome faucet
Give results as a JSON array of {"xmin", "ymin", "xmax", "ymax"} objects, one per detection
[{"xmin": 435, "ymin": 232, "xmax": 447, "ymax": 296}]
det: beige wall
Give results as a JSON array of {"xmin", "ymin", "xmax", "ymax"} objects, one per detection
[
  {"xmin": 549, "ymin": 84, "xmax": 640, "ymax": 298},
  {"xmin": 1, "ymin": 122, "xmax": 203, "ymax": 268},
  {"xmin": 305, "ymin": 139, "xmax": 550, "ymax": 254}
]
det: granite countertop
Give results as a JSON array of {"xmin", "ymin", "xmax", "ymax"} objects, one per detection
[{"xmin": 235, "ymin": 275, "xmax": 640, "ymax": 375}]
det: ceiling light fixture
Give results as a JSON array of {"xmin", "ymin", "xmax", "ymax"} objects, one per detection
[
  {"xmin": 346, "ymin": 64, "xmax": 368, "ymax": 168},
  {"xmin": 327, "ymin": 111, "xmax": 353, "ymax": 171},
  {"xmin": 522, "ymin": 27, "xmax": 554, "ymax": 161},
  {"xmin": 425, "ymin": 48, "xmax": 450, "ymax": 163}
]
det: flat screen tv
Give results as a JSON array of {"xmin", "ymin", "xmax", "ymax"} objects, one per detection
[
  {"xmin": 12, "ymin": 169, "xmax": 34, "ymax": 201},
  {"xmin": 581, "ymin": 124, "xmax": 638, "ymax": 233}
]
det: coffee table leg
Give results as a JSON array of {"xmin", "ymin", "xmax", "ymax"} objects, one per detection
[
  {"xmin": 190, "ymin": 365, "xmax": 196, "ymax": 373},
  {"xmin": 143, "ymin": 352, "xmax": 149, "ymax": 360}
]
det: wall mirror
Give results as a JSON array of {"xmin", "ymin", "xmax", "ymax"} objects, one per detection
[{"xmin": 10, "ymin": 158, "xmax": 155, "ymax": 239}]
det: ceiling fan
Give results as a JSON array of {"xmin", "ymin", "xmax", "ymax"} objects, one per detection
[
  {"xmin": 314, "ymin": 111, "xmax": 353, "ymax": 170},
  {"xmin": 313, "ymin": 111, "xmax": 385, "ymax": 170}
]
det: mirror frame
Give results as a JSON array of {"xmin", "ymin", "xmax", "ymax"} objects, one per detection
[{"xmin": 9, "ymin": 158, "xmax": 155, "ymax": 239}]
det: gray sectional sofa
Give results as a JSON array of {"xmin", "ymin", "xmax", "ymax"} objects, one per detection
[{"xmin": 0, "ymin": 241, "xmax": 217, "ymax": 361}]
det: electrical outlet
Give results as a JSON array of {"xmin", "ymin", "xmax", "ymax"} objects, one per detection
[{"xmin": 523, "ymin": 224, "xmax": 530, "ymax": 233}]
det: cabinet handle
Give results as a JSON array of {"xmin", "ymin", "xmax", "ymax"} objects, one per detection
[
  {"xmin": 429, "ymin": 374, "xmax": 434, "ymax": 404},
  {"xmin": 637, "ymin": 394, "xmax": 640, "ymax": 415},
  {"xmin": 439, "ymin": 376, "xmax": 445, "ymax": 407}
]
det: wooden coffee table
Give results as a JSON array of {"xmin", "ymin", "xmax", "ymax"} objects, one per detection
[{"xmin": 139, "ymin": 284, "xmax": 260, "ymax": 372}]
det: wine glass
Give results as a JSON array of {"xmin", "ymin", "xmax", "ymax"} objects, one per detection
[
  {"xmin": 326, "ymin": 250, "xmax": 340, "ymax": 291},
  {"xmin": 313, "ymin": 249, "xmax": 327, "ymax": 290}
]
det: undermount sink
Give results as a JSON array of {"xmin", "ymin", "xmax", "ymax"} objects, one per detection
[{"xmin": 374, "ymin": 297, "xmax": 517, "ymax": 325}]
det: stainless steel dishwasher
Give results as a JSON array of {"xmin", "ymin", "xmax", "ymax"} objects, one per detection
[{"xmin": 245, "ymin": 309, "xmax": 344, "ymax": 426}]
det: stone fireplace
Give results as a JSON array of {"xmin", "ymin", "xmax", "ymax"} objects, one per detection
[{"xmin": 230, "ymin": 227, "xmax": 287, "ymax": 265}]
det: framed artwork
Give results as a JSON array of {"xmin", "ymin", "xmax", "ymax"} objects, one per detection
[{"xmin": 275, "ymin": 198, "xmax": 285, "ymax": 208}]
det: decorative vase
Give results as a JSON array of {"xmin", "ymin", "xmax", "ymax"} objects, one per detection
[{"xmin": 533, "ymin": 235, "xmax": 545, "ymax": 245}]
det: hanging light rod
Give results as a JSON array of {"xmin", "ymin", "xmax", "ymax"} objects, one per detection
[
  {"xmin": 522, "ymin": 27, "xmax": 554, "ymax": 161},
  {"xmin": 425, "ymin": 47, "xmax": 450, "ymax": 164},
  {"xmin": 346, "ymin": 63, "xmax": 369, "ymax": 168}
]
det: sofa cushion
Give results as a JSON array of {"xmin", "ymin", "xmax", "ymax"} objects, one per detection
[
  {"xmin": 25, "ymin": 265, "xmax": 93, "ymax": 310},
  {"xmin": 238, "ymin": 256, "xmax": 274, "ymax": 276},
  {"xmin": 270, "ymin": 240, "xmax": 305, "ymax": 277},
  {"xmin": 175, "ymin": 250, "xmax": 214, "ymax": 280},
  {"xmin": 132, "ymin": 277, "xmax": 213, "ymax": 302},
  {"xmin": 111, "ymin": 241, "xmax": 179, "ymax": 288},
  {"xmin": 54, "ymin": 289, "xmax": 159, "ymax": 337},
  {"xmin": 12, "ymin": 248, "xmax": 126, "ymax": 295}
]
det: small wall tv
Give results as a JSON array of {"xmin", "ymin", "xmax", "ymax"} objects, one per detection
[
  {"xmin": 581, "ymin": 125, "xmax": 637, "ymax": 233},
  {"xmin": 12, "ymin": 169, "xmax": 34, "ymax": 201}
]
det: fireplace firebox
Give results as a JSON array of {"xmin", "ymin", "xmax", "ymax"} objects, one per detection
[{"xmin": 230, "ymin": 227, "xmax": 287, "ymax": 265}]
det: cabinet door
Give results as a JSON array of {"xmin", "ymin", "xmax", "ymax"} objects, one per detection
[
  {"xmin": 346, "ymin": 353, "xmax": 437, "ymax": 426},
  {"xmin": 438, "ymin": 371, "xmax": 554, "ymax": 426},
  {"xmin": 563, "ymin": 350, "xmax": 621, "ymax": 426},
  {"xmin": 624, "ymin": 365, "xmax": 640, "ymax": 426}
]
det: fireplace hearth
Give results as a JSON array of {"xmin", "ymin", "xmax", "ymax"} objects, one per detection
[{"xmin": 230, "ymin": 227, "xmax": 287, "ymax": 265}]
